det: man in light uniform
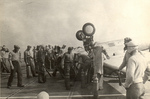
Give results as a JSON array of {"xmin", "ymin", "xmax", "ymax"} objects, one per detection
[
  {"xmin": 91, "ymin": 46, "xmax": 104, "ymax": 90},
  {"xmin": 0, "ymin": 47, "xmax": 10, "ymax": 73},
  {"xmin": 123, "ymin": 41, "xmax": 150, "ymax": 99},
  {"xmin": 24, "ymin": 45, "xmax": 37, "ymax": 78},
  {"xmin": 7, "ymin": 45, "xmax": 24, "ymax": 88}
]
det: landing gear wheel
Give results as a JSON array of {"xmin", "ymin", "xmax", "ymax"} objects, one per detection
[
  {"xmin": 82, "ymin": 23, "xmax": 95, "ymax": 36},
  {"xmin": 76, "ymin": 30, "xmax": 85, "ymax": 41}
]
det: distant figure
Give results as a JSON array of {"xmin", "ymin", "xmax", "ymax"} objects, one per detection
[
  {"xmin": 33, "ymin": 46, "xmax": 39, "ymax": 74},
  {"xmin": 37, "ymin": 91, "xmax": 49, "ymax": 99},
  {"xmin": 45, "ymin": 45, "xmax": 50, "ymax": 69},
  {"xmin": 24, "ymin": 45, "xmax": 37, "ymax": 78},
  {"xmin": 52, "ymin": 46, "xmax": 64, "ymax": 77},
  {"xmin": 0, "ymin": 47, "xmax": 10, "ymax": 73},
  {"xmin": 7, "ymin": 45, "xmax": 24, "ymax": 88},
  {"xmin": 37, "ymin": 45, "xmax": 46, "ymax": 83}
]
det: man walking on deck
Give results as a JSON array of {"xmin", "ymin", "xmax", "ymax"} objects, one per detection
[
  {"xmin": 7, "ymin": 45, "xmax": 24, "ymax": 88},
  {"xmin": 24, "ymin": 45, "xmax": 37, "ymax": 78}
]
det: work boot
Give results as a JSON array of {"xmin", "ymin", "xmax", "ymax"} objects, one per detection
[
  {"xmin": 33, "ymin": 74, "xmax": 38, "ymax": 77},
  {"xmin": 27, "ymin": 75, "xmax": 32, "ymax": 78},
  {"xmin": 7, "ymin": 86, "xmax": 11, "ymax": 89},
  {"xmin": 17, "ymin": 85, "xmax": 25, "ymax": 87}
]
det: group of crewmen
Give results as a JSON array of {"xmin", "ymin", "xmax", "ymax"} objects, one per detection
[
  {"xmin": 0, "ymin": 44, "xmax": 78, "ymax": 88},
  {"xmin": 1, "ymin": 37, "xmax": 150, "ymax": 99},
  {"xmin": 0, "ymin": 42, "xmax": 106, "ymax": 90}
]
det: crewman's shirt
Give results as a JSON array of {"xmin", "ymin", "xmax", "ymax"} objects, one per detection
[
  {"xmin": 24, "ymin": 50, "xmax": 32, "ymax": 63},
  {"xmin": 9, "ymin": 51, "xmax": 21, "ymax": 61},
  {"xmin": 125, "ymin": 52, "xmax": 147, "ymax": 88},
  {"xmin": 92, "ymin": 46, "xmax": 104, "ymax": 75},
  {"xmin": 61, "ymin": 52, "xmax": 74, "ymax": 65}
]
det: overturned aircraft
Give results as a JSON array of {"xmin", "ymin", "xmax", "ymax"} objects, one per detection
[{"xmin": 75, "ymin": 22, "xmax": 150, "ymax": 79}]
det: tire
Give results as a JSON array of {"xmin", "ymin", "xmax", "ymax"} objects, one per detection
[
  {"xmin": 76, "ymin": 30, "xmax": 85, "ymax": 41},
  {"xmin": 82, "ymin": 23, "xmax": 95, "ymax": 36}
]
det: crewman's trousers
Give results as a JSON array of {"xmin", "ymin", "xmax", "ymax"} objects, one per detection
[
  {"xmin": 26, "ymin": 59, "xmax": 36, "ymax": 77},
  {"xmin": 7, "ymin": 61, "xmax": 23, "ymax": 86},
  {"xmin": 126, "ymin": 82, "xmax": 145, "ymax": 99},
  {"xmin": 97, "ymin": 73, "xmax": 103, "ymax": 90},
  {"xmin": 38, "ymin": 62, "xmax": 46, "ymax": 83}
]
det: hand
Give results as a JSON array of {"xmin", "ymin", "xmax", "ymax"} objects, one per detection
[
  {"xmin": 107, "ymin": 56, "xmax": 110, "ymax": 59},
  {"xmin": 26, "ymin": 63, "xmax": 28, "ymax": 65},
  {"xmin": 122, "ymin": 84, "xmax": 128, "ymax": 90},
  {"xmin": 11, "ymin": 65, "xmax": 14, "ymax": 70}
]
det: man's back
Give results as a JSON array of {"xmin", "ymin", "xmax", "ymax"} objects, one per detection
[{"xmin": 127, "ymin": 52, "xmax": 147, "ymax": 84}]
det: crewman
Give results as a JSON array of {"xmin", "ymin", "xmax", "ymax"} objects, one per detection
[
  {"xmin": 37, "ymin": 45, "xmax": 46, "ymax": 83},
  {"xmin": 123, "ymin": 41, "xmax": 150, "ymax": 99},
  {"xmin": 33, "ymin": 46, "xmax": 39, "ymax": 73},
  {"xmin": 0, "ymin": 47, "xmax": 10, "ymax": 73},
  {"xmin": 52, "ymin": 46, "xmax": 64, "ymax": 77},
  {"xmin": 90, "ymin": 45, "xmax": 104, "ymax": 90},
  {"xmin": 45, "ymin": 45, "xmax": 50, "ymax": 69},
  {"xmin": 78, "ymin": 53, "xmax": 92, "ymax": 85},
  {"xmin": 61, "ymin": 47, "xmax": 74, "ymax": 89},
  {"xmin": 24, "ymin": 45, "xmax": 37, "ymax": 78},
  {"xmin": 47, "ymin": 45, "xmax": 53, "ymax": 70},
  {"xmin": 118, "ymin": 37, "xmax": 132, "ymax": 71},
  {"xmin": 7, "ymin": 45, "xmax": 24, "ymax": 88}
]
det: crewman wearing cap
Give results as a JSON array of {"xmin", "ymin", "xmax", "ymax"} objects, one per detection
[
  {"xmin": 7, "ymin": 45, "xmax": 24, "ymax": 88},
  {"xmin": 123, "ymin": 41, "xmax": 150, "ymax": 99},
  {"xmin": 24, "ymin": 45, "xmax": 37, "ymax": 78}
]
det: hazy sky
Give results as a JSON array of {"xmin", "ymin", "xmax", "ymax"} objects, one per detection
[{"xmin": 1, "ymin": 0, "xmax": 150, "ymax": 51}]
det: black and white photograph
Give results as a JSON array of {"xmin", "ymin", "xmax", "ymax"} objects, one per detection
[{"xmin": 0, "ymin": 0, "xmax": 150, "ymax": 99}]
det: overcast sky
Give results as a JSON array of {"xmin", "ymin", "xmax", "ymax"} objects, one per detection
[{"xmin": 1, "ymin": 0, "xmax": 150, "ymax": 51}]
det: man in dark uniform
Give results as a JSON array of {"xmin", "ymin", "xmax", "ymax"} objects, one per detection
[
  {"xmin": 78, "ymin": 53, "xmax": 92, "ymax": 84},
  {"xmin": 37, "ymin": 45, "xmax": 46, "ymax": 83},
  {"xmin": 61, "ymin": 47, "xmax": 74, "ymax": 89},
  {"xmin": 7, "ymin": 45, "xmax": 24, "ymax": 88},
  {"xmin": 52, "ymin": 46, "xmax": 64, "ymax": 77},
  {"xmin": 24, "ymin": 45, "xmax": 37, "ymax": 78},
  {"xmin": 33, "ymin": 46, "xmax": 39, "ymax": 73}
]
